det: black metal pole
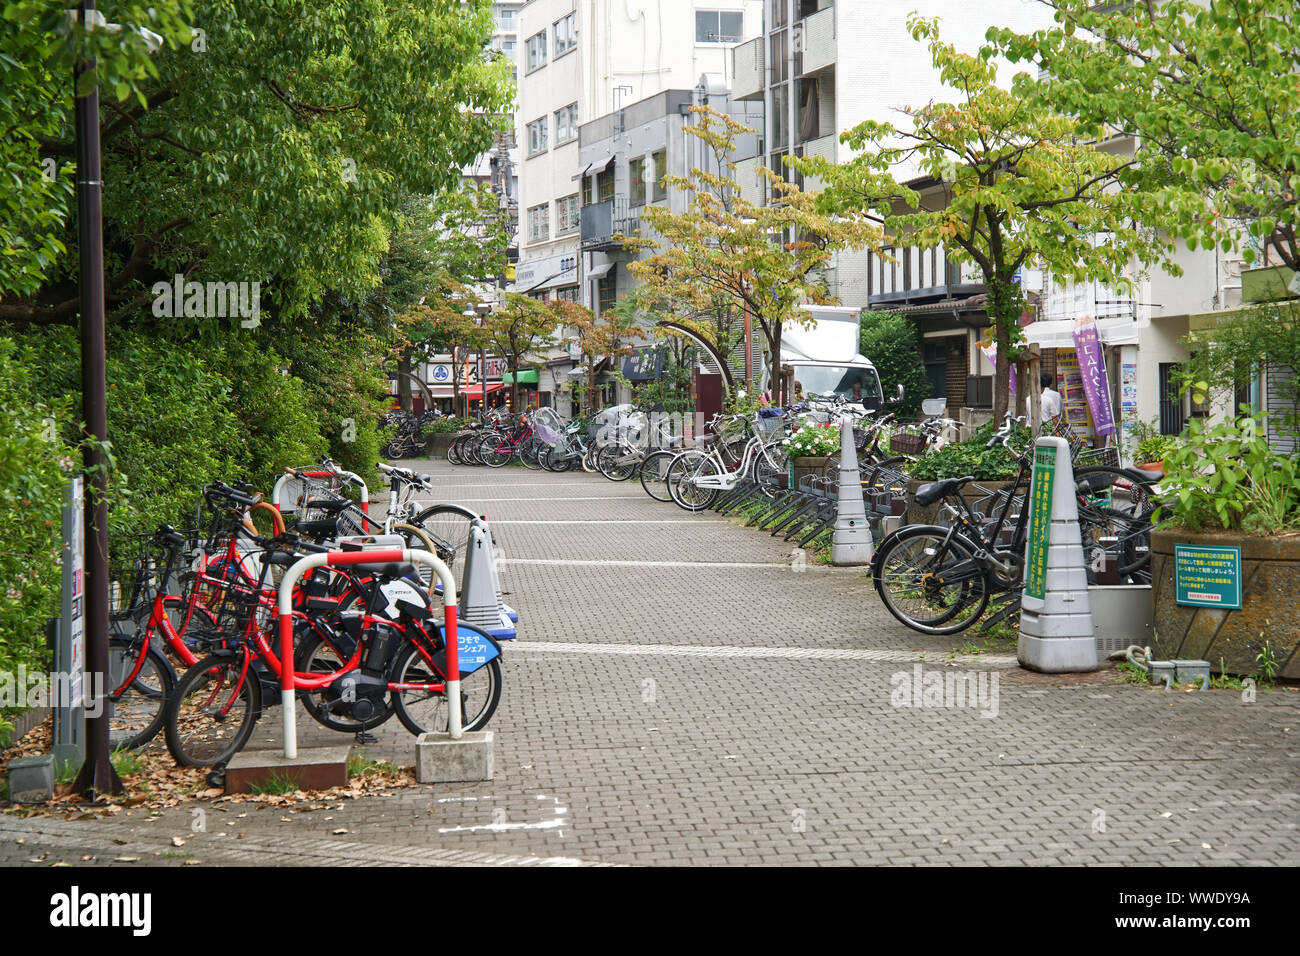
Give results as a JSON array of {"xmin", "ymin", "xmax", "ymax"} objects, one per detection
[{"xmin": 71, "ymin": 0, "xmax": 123, "ymax": 799}]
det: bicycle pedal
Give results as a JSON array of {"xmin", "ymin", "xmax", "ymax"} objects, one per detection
[{"xmin": 354, "ymin": 731, "xmax": 378, "ymax": 745}]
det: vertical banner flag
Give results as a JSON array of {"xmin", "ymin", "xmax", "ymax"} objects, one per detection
[
  {"xmin": 1071, "ymin": 316, "xmax": 1116, "ymax": 436},
  {"xmin": 979, "ymin": 339, "xmax": 1017, "ymax": 399}
]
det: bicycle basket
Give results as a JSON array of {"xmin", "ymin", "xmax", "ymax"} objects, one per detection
[
  {"xmin": 755, "ymin": 414, "xmax": 786, "ymax": 441},
  {"xmin": 889, "ymin": 432, "xmax": 926, "ymax": 456},
  {"xmin": 1075, "ymin": 445, "xmax": 1120, "ymax": 469}
]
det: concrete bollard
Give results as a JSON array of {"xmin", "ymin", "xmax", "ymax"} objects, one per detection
[
  {"xmin": 1018, "ymin": 436, "xmax": 1099, "ymax": 672},
  {"xmin": 832, "ymin": 418, "xmax": 874, "ymax": 565}
]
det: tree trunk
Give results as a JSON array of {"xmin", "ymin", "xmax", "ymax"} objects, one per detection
[
  {"xmin": 985, "ymin": 277, "xmax": 1024, "ymax": 424},
  {"xmin": 452, "ymin": 347, "xmax": 461, "ymax": 417},
  {"xmin": 398, "ymin": 346, "xmax": 413, "ymax": 413}
]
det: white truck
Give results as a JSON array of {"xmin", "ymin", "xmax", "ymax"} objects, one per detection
[{"xmin": 777, "ymin": 305, "xmax": 889, "ymax": 411}]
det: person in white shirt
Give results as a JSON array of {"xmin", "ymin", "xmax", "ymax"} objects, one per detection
[{"xmin": 1040, "ymin": 371, "xmax": 1063, "ymax": 422}]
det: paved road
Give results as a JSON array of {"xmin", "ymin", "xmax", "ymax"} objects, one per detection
[{"xmin": 4, "ymin": 460, "xmax": 1297, "ymax": 866}]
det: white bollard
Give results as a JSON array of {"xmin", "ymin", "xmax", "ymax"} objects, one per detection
[
  {"xmin": 831, "ymin": 417, "xmax": 874, "ymax": 566},
  {"xmin": 1018, "ymin": 436, "xmax": 1099, "ymax": 672}
]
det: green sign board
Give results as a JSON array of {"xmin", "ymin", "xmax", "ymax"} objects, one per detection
[
  {"xmin": 1174, "ymin": 544, "xmax": 1242, "ymax": 609},
  {"xmin": 1024, "ymin": 443, "xmax": 1057, "ymax": 601}
]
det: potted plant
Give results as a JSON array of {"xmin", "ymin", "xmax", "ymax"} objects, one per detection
[
  {"xmin": 1126, "ymin": 419, "xmax": 1178, "ymax": 473},
  {"xmin": 1149, "ymin": 410, "xmax": 1300, "ymax": 679},
  {"xmin": 784, "ymin": 422, "xmax": 841, "ymax": 487}
]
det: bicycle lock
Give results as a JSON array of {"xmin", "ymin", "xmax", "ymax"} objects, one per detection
[{"xmin": 276, "ymin": 548, "xmax": 461, "ymax": 759}]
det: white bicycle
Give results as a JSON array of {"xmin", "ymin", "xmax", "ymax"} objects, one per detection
[{"xmin": 666, "ymin": 416, "xmax": 789, "ymax": 512}]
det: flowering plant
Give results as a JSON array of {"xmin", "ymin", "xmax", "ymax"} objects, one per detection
[{"xmin": 783, "ymin": 422, "xmax": 840, "ymax": 457}]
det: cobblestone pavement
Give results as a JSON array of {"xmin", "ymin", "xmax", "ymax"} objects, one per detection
[{"xmin": 3, "ymin": 461, "xmax": 1297, "ymax": 866}]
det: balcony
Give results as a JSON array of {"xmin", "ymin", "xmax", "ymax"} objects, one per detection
[
  {"xmin": 580, "ymin": 197, "xmax": 641, "ymax": 251},
  {"xmin": 1241, "ymin": 263, "xmax": 1300, "ymax": 304},
  {"xmin": 868, "ymin": 245, "xmax": 984, "ymax": 306},
  {"xmin": 798, "ymin": 5, "xmax": 835, "ymax": 77},
  {"xmin": 731, "ymin": 36, "xmax": 764, "ymax": 101}
]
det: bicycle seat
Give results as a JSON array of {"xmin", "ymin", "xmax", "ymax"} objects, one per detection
[
  {"xmin": 1132, "ymin": 468, "xmax": 1163, "ymax": 482},
  {"xmin": 914, "ymin": 478, "xmax": 967, "ymax": 507},
  {"xmin": 304, "ymin": 498, "xmax": 351, "ymax": 513},
  {"xmin": 295, "ymin": 519, "xmax": 339, "ymax": 539},
  {"xmin": 352, "ymin": 562, "xmax": 417, "ymax": 579}
]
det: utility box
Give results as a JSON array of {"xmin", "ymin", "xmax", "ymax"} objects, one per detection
[
  {"xmin": 1088, "ymin": 584, "xmax": 1153, "ymax": 659},
  {"xmin": 1174, "ymin": 659, "xmax": 1212, "ymax": 684},
  {"xmin": 1148, "ymin": 660, "xmax": 1177, "ymax": 685},
  {"xmin": 6, "ymin": 755, "xmax": 54, "ymax": 803}
]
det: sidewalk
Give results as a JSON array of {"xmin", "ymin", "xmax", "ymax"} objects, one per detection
[{"xmin": 4, "ymin": 460, "xmax": 1297, "ymax": 866}]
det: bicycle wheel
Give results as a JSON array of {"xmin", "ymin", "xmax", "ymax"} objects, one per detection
[
  {"xmin": 445, "ymin": 435, "xmax": 463, "ymax": 465},
  {"xmin": 753, "ymin": 441, "xmax": 788, "ymax": 497},
  {"xmin": 164, "ymin": 651, "xmax": 262, "ymax": 767},
  {"xmin": 411, "ymin": 504, "xmax": 485, "ymax": 588},
  {"xmin": 668, "ymin": 452, "xmax": 721, "ymax": 511},
  {"xmin": 294, "ymin": 627, "xmax": 394, "ymax": 732},
  {"xmin": 872, "ymin": 526, "xmax": 989, "ymax": 635},
  {"xmin": 107, "ymin": 636, "xmax": 177, "ymax": 750},
  {"xmin": 518, "ymin": 436, "xmax": 544, "ymax": 470},
  {"xmin": 598, "ymin": 443, "xmax": 639, "ymax": 481},
  {"xmin": 389, "ymin": 631, "xmax": 502, "ymax": 735},
  {"xmin": 639, "ymin": 449, "xmax": 679, "ymax": 502},
  {"xmin": 1077, "ymin": 503, "xmax": 1153, "ymax": 582},
  {"xmin": 543, "ymin": 444, "xmax": 572, "ymax": 473},
  {"xmin": 1073, "ymin": 466, "xmax": 1154, "ymax": 518},
  {"xmin": 866, "ymin": 456, "xmax": 913, "ymax": 494},
  {"xmin": 479, "ymin": 433, "xmax": 512, "ymax": 468}
]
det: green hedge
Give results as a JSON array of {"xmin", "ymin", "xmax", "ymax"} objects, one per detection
[{"xmin": 908, "ymin": 421, "xmax": 1030, "ymax": 480}]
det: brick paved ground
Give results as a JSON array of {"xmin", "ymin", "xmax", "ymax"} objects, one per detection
[{"xmin": 3, "ymin": 460, "xmax": 1297, "ymax": 866}]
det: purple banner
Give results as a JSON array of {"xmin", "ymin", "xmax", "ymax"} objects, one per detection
[
  {"xmin": 979, "ymin": 341, "xmax": 1017, "ymax": 399},
  {"xmin": 1072, "ymin": 316, "xmax": 1116, "ymax": 436}
]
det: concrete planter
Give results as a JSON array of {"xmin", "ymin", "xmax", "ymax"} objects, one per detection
[
  {"xmin": 426, "ymin": 433, "xmax": 457, "ymax": 457},
  {"xmin": 790, "ymin": 456, "xmax": 829, "ymax": 489},
  {"xmin": 905, "ymin": 478, "xmax": 1019, "ymax": 527},
  {"xmin": 1150, "ymin": 528, "xmax": 1300, "ymax": 679}
]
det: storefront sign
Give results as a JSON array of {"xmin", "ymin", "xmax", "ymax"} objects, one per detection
[
  {"xmin": 1174, "ymin": 544, "xmax": 1242, "ymax": 609},
  {"xmin": 1024, "ymin": 444, "xmax": 1057, "ymax": 601},
  {"xmin": 1071, "ymin": 316, "xmax": 1116, "ymax": 436}
]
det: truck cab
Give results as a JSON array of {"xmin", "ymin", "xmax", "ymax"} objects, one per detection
[{"xmin": 776, "ymin": 306, "xmax": 885, "ymax": 411}]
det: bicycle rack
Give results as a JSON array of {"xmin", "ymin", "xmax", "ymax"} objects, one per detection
[
  {"xmin": 273, "ymin": 468, "xmax": 370, "ymax": 516},
  {"xmin": 276, "ymin": 547, "xmax": 460, "ymax": 759}
]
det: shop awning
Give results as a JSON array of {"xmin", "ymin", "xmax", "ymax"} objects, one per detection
[
  {"xmin": 1022, "ymin": 316, "xmax": 1140, "ymax": 348},
  {"xmin": 586, "ymin": 261, "xmax": 614, "ymax": 281},
  {"xmin": 572, "ymin": 156, "xmax": 614, "ymax": 181},
  {"xmin": 503, "ymin": 369, "xmax": 539, "ymax": 385}
]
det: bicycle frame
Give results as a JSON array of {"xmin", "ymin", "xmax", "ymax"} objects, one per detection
[{"xmin": 689, "ymin": 434, "xmax": 779, "ymax": 492}]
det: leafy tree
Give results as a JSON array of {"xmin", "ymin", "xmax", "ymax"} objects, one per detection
[
  {"xmin": 990, "ymin": 0, "xmax": 1300, "ymax": 271},
  {"xmin": 627, "ymin": 105, "xmax": 880, "ymax": 405},
  {"xmin": 554, "ymin": 300, "xmax": 645, "ymax": 414},
  {"xmin": 479, "ymin": 293, "xmax": 559, "ymax": 411},
  {"xmin": 795, "ymin": 16, "xmax": 1175, "ymax": 422},
  {"xmin": 859, "ymin": 310, "xmax": 929, "ymax": 418},
  {"xmin": 1, "ymin": 0, "xmax": 512, "ymax": 327}
]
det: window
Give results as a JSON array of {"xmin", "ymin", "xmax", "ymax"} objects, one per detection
[
  {"xmin": 596, "ymin": 165, "xmax": 614, "ymax": 202},
  {"xmin": 525, "ymin": 30, "xmax": 547, "ymax": 72},
  {"xmin": 526, "ymin": 117, "xmax": 548, "ymax": 156},
  {"xmin": 554, "ymin": 102, "xmax": 579, "ymax": 145},
  {"xmin": 495, "ymin": 6, "xmax": 517, "ymax": 33},
  {"xmin": 629, "ymin": 156, "xmax": 646, "ymax": 206},
  {"xmin": 555, "ymin": 286, "xmax": 578, "ymax": 303},
  {"xmin": 597, "ymin": 270, "xmax": 617, "ymax": 314},
  {"xmin": 651, "ymin": 149, "xmax": 668, "ymax": 201},
  {"xmin": 527, "ymin": 203, "xmax": 549, "ymax": 242},
  {"xmin": 553, "ymin": 12, "xmax": 577, "ymax": 57},
  {"xmin": 695, "ymin": 10, "xmax": 743, "ymax": 43},
  {"xmin": 557, "ymin": 193, "xmax": 580, "ymax": 234},
  {"xmin": 581, "ymin": 176, "xmax": 593, "ymax": 206}
]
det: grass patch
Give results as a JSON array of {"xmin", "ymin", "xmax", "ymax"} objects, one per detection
[
  {"xmin": 110, "ymin": 747, "xmax": 146, "ymax": 778},
  {"xmin": 347, "ymin": 753, "xmax": 401, "ymax": 779},
  {"xmin": 247, "ymin": 771, "xmax": 302, "ymax": 796}
]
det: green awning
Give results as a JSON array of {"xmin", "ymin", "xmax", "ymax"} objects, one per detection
[{"xmin": 503, "ymin": 369, "xmax": 538, "ymax": 385}]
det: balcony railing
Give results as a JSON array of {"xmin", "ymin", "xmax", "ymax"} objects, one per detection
[
  {"xmin": 580, "ymin": 197, "xmax": 640, "ymax": 250},
  {"xmin": 798, "ymin": 5, "xmax": 835, "ymax": 76},
  {"xmin": 869, "ymin": 246, "xmax": 984, "ymax": 304},
  {"xmin": 731, "ymin": 36, "xmax": 764, "ymax": 101}
]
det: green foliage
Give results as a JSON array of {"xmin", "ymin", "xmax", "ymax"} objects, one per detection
[
  {"xmin": 1157, "ymin": 411, "xmax": 1300, "ymax": 534},
  {"xmin": 992, "ymin": 0, "xmax": 1300, "ymax": 272},
  {"xmin": 908, "ymin": 420, "xmax": 1029, "ymax": 481},
  {"xmin": 784, "ymin": 423, "xmax": 840, "ymax": 458},
  {"xmin": 1125, "ymin": 418, "xmax": 1179, "ymax": 465},
  {"xmin": 0, "ymin": 338, "xmax": 74, "ymax": 684},
  {"xmin": 858, "ymin": 311, "xmax": 929, "ymax": 418},
  {"xmin": 1179, "ymin": 302, "xmax": 1300, "ymax": 445},
  {"xmin": 1, "ymin": 0, "xmax": 512, "ymax": 321},
  {"xmin": 794, "ymin": 15, "xmax": 1176, "ymax": 422},
  {"xmin": 424, "ymin": 415, "xmax": 469, "ymax": 434}
]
